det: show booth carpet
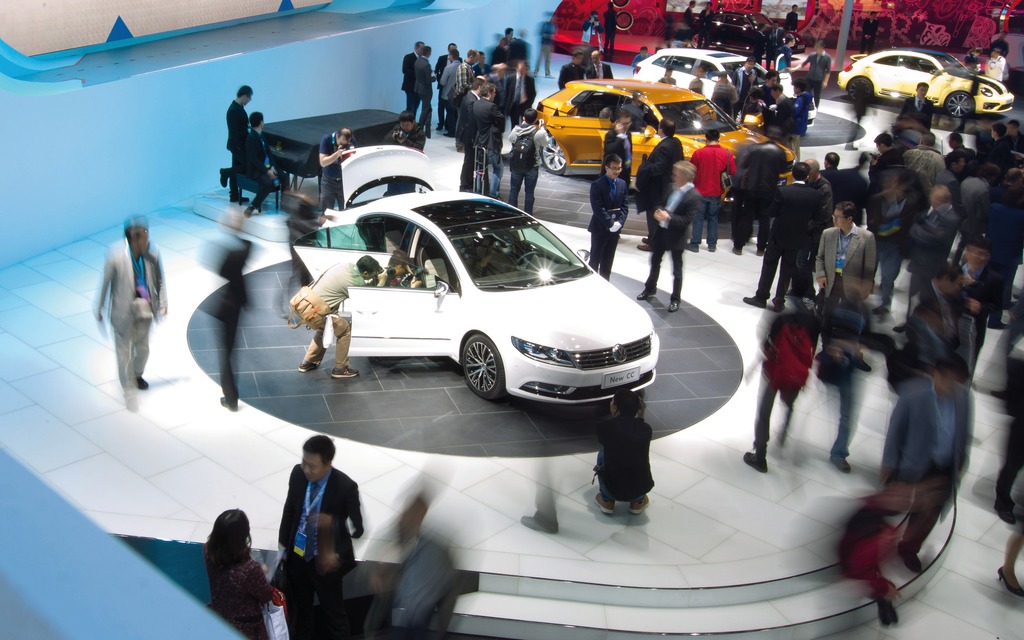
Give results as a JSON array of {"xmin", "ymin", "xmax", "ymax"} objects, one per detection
[{"xmin": 187, "ymin": 262, "xmax": 742, "ymax": 457}]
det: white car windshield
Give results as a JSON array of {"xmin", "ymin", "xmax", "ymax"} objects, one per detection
[
  {"xmin": 656, "ymin": 99, "xmax": 741, "ymax": 135},
  {"xmin": 414, "ymin": 200, "xmax": 592, "ymax": 289}
]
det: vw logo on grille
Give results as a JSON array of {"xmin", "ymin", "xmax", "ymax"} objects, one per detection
[{"xmin": 611, "ymin": 344, "xmax": 627, "ymax": 363}]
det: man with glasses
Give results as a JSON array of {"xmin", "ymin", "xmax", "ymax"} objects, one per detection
[{"xmin": 588, "ymin": 154, "xmax": 629, "ymax": 279}]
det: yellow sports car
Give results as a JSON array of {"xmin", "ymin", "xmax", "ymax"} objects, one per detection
[
  {"xmin": 534, "ymin": 79, "xmax": 793, "ymax": 179},
  {"xmin": 836, "ymin": 48, "xmax": 1014, "ymax": 117}
]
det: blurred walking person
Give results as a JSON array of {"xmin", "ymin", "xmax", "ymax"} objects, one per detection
[{"xmin": 214, "ymin": 213, "xmax": 252, "ymax": 412}]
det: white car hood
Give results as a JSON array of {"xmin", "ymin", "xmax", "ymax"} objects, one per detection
[{"xmin": 472, "ymin": 273, "xmax": 654, "ymax": 352}]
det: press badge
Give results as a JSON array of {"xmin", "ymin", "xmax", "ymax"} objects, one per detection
[
  {"xmin": 835, "ymin": 255, "xmax": 845, "ymax": 274},
  {"xmin": 293, "ymin": 531, "xmax": 307, "ymax": 557}
]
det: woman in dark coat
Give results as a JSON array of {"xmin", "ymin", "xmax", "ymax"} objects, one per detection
[{"xmin": 204, "ymin": 509, "xmax": 274, "ymax": 640}]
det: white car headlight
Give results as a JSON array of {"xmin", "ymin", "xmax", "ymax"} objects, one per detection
[
  {"xmin": 511, "ymin": 337, "xmax": 576, "ymax": 368},
  {"xmin": 980, "ymin": 86, "xmax": 994, "ymax": 97}
]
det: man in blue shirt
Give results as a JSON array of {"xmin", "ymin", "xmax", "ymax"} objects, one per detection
[
  {"xmin": 632, "ymin": 46, "xmax": 650, "ymax": 69},
  {"xmin": 319, "ymin": 128, "xmax": 355, "ymax": 212}
]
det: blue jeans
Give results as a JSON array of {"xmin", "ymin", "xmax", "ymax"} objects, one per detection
[
  {"xmin": 876, "ymin": 238, "xmax": 902, "ymax": 309},
  {"xmin": 826, "ymin": 361, "xmax": 860, "ymax": 460},
  {"xmin": 508, "ymin": 167, "xmax": 539, "ymax": 214},
  {"xmin": 487, "ymin": 149, "xmax": 503, "ymax": 200},
  {"xmin": 690, "ymin": 196, "xmax": 720, "ymax": 249},
  {"xmin": 596, "ymin": 449, "xmax": 645, "ymax": 503}
]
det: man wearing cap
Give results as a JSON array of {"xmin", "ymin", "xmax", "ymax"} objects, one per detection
[{"xmin": 95, "ymin": 217, "xmax": 168, "ymax": 412}]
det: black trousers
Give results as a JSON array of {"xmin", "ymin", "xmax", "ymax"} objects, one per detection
[
  {"xmin": 753, "ymin": 372, "xmax": 799, "ymax": 454},
  {"xmin": 252, "ymin": 172, "xmax": 277, "ymax": 211},
  {"xmin": 460, "ymin": 146, "xmax": 475, "ymax": 191},
  {"xmin": 224, "ymin": 148, "xmax": 245, "ymax": 199},
  {"xmin": 217, "ymin": 302, "xmax": 241, "ymax": 408},
  {"xmin": 996, "ymin": 416, "xmax": 1024, "ymax": 512},
  {"xmin": 733, "ymin": 191, "xmax": 773, "ymax": 251},
  {"xmin": 755, "ymin": 241, "xmax": 799, "ymax": 304},
  {"xmin": 287, "ymin": 553, "xmax": 349, "ymax": 640},
  {"xmin": 589, "ymin": 231, "xmax": 620, "ymax": 280},
  {"xmin": 644, "ymin": 240, "xmax": 684, "ymax": 301},
  {"xmin": 321, "ymin": 175, "xmax": 345, "ymax": 212}
]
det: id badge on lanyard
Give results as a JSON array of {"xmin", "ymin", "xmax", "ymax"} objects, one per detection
[
  {"xmin": 294, "ymin": 481, "xmax": 326, "ymax": 557},
  {"xmin": 835, "ymin": 254, "xmax": 845, "ymax": 274}
]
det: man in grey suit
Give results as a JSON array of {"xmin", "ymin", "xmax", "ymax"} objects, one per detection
[
  {"xmin": 881, "ymin": 356, "xmax": 971, "ymax": 573},
  {"xmin": 95, "ymin": 216, "xmax": 168, "ymax": 412},
  {"xmin": 414, "ymin": 45, "xmax": 434, "ymax": 136},
  {"xmin": 637, "ymin": 161, "xmax": 702, "ymax": 313},
  {"xmin": 815, "ymin": 201, "xmax": 876, "ymax": 472}
]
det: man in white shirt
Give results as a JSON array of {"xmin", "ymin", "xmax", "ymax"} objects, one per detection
[{"xmin": 986, "ymin": 49, "xmax": 1007, "ymax": 82}]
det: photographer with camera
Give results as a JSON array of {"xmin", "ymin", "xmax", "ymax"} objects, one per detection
[
  {"xmin": 385, "ymin": 111, "xmax": 426, "ymax": 151},
  {"xmin": 382, "ymin": 250, "xmax": 424, "ymax": 289},
  {"xmin": 319, "ymin": 127, "xmax": 356, "ymax": 212}
]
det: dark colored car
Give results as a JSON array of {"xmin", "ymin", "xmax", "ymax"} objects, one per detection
[{"xmin": 706, "ymin": 11, "xmax": 806, "ymax": 56}]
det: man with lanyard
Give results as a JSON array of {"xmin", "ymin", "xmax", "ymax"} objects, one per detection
[
  {"xmin": 319, "ymin": 128, "xmax": 355, "ymax": 212},
  {"xmin": 279, "ymin": 435, "xmax": 364, "ymax": 639},
  {"xmin": 734, "ymin": 57, "xmax": 758, "ymax": 113}
]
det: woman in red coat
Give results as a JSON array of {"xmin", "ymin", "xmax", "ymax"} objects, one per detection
[{"xmin": 204, "ymin": 509, "xmax": 274, "ymax": 640}]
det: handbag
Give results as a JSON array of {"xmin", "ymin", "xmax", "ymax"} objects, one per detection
[
  {"xmin": 130, "ymin": 297, "xmax": 154, "ymax": 321},
  {"xmin": 263, "ymin": 592, "xmax": 290, "ymax": 640},
  {"xmin": 720, "ymin": 170, "xmax": 732, "ymax": 191}
]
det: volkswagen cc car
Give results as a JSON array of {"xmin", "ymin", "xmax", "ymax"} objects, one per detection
[
  {"xmin": 534, "ymin": 79, "xmax": 794, "ymax": 177},
  {"xmin": 836, "ymin": 48, "xmax": 1014, "ymax": 117},
  {"xmin": 293, "ymin": 193, "xmax": 659, "ymax": 403}
]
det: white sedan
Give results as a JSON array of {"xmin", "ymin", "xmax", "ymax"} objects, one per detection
[{"xmin": 294, "ymin": 192, "xmax": 659, "ymax": 402}]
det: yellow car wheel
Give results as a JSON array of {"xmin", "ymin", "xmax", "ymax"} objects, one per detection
[{"xmin": 943, "ymin": 91, "xmax": 974, "ymax": 118}]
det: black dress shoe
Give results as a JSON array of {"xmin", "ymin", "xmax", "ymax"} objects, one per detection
[
  {"xmin": 876, "ymin": 598, "xmax": 898, "ymax": 626},
  {"xmin": 899, "ymin": 548, "xmax": 922, "ymax": 573},
  {"xmin": 636, "ymin": 289, "xmax": 656, "ymax": 301},
  {"xmin": 892, "ymin": 323, "xmax": 907, "ymax": 333},
  {"xmin": 989, "ymin": 320, "xmax": 1007, "ymax": 330},
  {"xmin": 743, "ymin": 296, "xmax": 767, "ymax": 309},
  {"xmin": 219, "ymin": 169, "xmax": 229, "ymax": 188},
  {"xmin": 996, "ymin": 507, "xmax": 1017, "ymax": 524},
  {"xmin": 135, "ymin": 377, "xmax": 149, "ymax": 390},
  {"xmin": 668, "ymin": 300, "xmax": 680, "ymax": 313},
  {"xmin": 743, "ymin": 451, "xmax": 767, "ymax": 473},
  {"xmin": 220, "ymin": 397, "xmax": 238, "ymax": 412}
]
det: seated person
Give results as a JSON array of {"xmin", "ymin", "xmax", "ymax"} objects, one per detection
[
  {"xmin": 383, "ymin": 251, "xmax": 423, "ymax": 288},
  {"xmin": 356, "ymin": 255, "xmax": 385, "ymax": 286}
]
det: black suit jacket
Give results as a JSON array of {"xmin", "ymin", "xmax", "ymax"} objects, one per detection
[
  {"xmin": 401, "ymin": 51, "xmax": 417, "ymax": 92},
  {"xmin": 226, "ymin": 101, "xmax": 248, "ymax": 153},
  {"xmin": 585, "ymin": 62, "xmax": 614, "ymax": 80},
  {"xmin": 215, "ymin": 238, "xmax": 251, "ymax": 320},
  {"xmin": 898, "ymin": 97, "xmax": 934, "ymax": 130},
  {"xmin": 473, "ymin": 98, "xmax": 505, "ymax": 151},
  {"xmin": 588, "ymin": 175, "xmax": 629, "ymax": 235},
  {"xmin": 654, "ymin": 186, "xmax": 703, "ymax": 251},
  {"xmin": 279, "ymin": 465, "xmax": 363, "ymax": 574},
  {"xmin": 558, "ymin": 62, "xmax": 585, "ymax": 90},
  {"xmin": 963, "ymin": 263, "xmax": 1003, "ymax": 328},
  {"xmin": 434, "ymin": 54, "xmax": 449, "ymax": 89},
  {"xmin": 504, "ymin": 74, "xmax": 537, "ymax": 116},
  {"xmin": 635, "ymin": 136, "xmax": 684, "ymax": 211},
  {"xmin": 457, "ymin": 91, "xmax": 480, "ymax": 146},
  {"xmin": 768, "ymin": 182, "xmax": 820, "ymax": 250},
  {"xmin": 244, "ymin": 130, "xmax": 272, "ymax": 179},
  {"xmin": 821, "ymin": 168, "xmax": 868, "ymax": 215},
  {"xmin": 988, "ymin": 137, "xmax": 1014, "ymax": 176}
]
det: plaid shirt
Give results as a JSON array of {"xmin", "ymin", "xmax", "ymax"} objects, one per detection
[{"xmin": 454, "ymin": 61, "xmax": 474, "ymax": 97}]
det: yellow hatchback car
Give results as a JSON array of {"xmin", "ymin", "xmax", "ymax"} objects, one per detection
[
  {"xmin": 836, "ymin": 48, "xmax": 1014, "ymax": 118},
  {"xmin": 534, "ymin": 79, "xmax": 792, "ymax": 178}
]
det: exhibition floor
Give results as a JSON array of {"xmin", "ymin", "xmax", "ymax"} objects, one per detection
[{"xmin": 1, "ymin": 70, "xmax": 1023, "ymax": 638}]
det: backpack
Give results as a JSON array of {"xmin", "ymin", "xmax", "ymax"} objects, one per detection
[
  {"xmin": 764, "ymin": 320, "xmax": 814, "ymax": 393},
  {"xmin": 286, "ymin": 269, "xmax": 332, "ymax": 330},
  {"xmin": 509, "ymin": 131, "xmax": 537, "ymax": 174}
]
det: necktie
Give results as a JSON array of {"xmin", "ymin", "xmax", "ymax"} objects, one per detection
[
  {"xmin": 917, "ymin": 99, "xmax": 922, "ymax": 111},
  {"xmin": 516, "ymin": 76, "xmax": 524, "ymax": 104}
]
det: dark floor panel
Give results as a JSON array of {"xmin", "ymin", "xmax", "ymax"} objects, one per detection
[{"xmin": 187, "ymin": 261, "xmax": 743, "ymax": 457}]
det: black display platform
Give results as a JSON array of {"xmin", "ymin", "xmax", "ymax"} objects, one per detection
[
  {"xmin": 262, "ymin": 109, "xmax": 399, "ymax": 178},
  {"xmin": 187, "ymin": 262, "xmax": 742, "ymax": 457}
]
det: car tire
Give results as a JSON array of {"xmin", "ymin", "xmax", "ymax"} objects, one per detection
[
  {"xmin": 847, "ymin": 76, "xmax": 873, "ymax": 100},
  {"xmin": 462, "ymin": 333, "xmax": 507, "ymax": 401},
  {"xmin": 944, "ymin": 91, "xmax": 974, "ymax": 118},
  {"xmin": 541, "ymin": 136, "xmax": 568, "ymax": 175}
]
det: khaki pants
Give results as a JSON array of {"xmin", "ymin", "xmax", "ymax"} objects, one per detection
[
  {"xmin": 788, "ymin": 134, "xmax": 802, "ymax": 162},
  {"xmin": 114, "ymin": 317, "xmax": 152, "ymax": 399},
  {"xmin": 304, "ymin": 316, "xmax": 352, "ymax": 369}
]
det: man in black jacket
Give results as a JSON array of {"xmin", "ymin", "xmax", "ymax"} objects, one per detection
[
  {"xmin": 635, "ymin": 119, "xmax": 683, "ymax": 250},
  {"xmin": 558, "ymin": 50, "xmax": 587, "ymax": 90},
  {"xmin": 279, "ymin": 435, "xmax": 363, "ymax": 639},
  {"xmin": 898, "ymin": 83, "xmax": 935, "ymax": 131},
  {"xmin": 744, "ymin": 162, "xmax": 820, "ymax": 311},
  {"xmin": 822, "ymin": 152, "xmax": 869, "ymax": 225},
  {"xmin": 504, "ymin": 61, "xmax": 537, "ymax": 133},
  {"xmin": 435, "ymin": 43, "xmax": 456, "ymax": 131},
  {"xmin": 585, "ymin": 49, "xmax": 614, "ymax": 80},
  {"xmin": 457, "ymin": 78, "xmax": 484, "ymax": 191},
  {"xmin": 219, "ymin": 85, "xmax": 252, "ymax": 205},
  {"xmin": 860, "ymin": 12, "xmax": 879, "ymax": 54},
  {"xmin": 244, "ymin": 111, "xmax": 287, "ymax": 217},
  {"xmin": 733, "ymin": 130, "xmax": 787, "ymax": 255},
  {"xmin": 472, "ymin": 82, "xmax": 505, "ymax": 198},
  {"xmin": 637, "ymin": 161, "xmax": 702, "ymax": 312},
  {"xmin": 214, "ymin": 213, "xmax": 251, "ymax": 412},
  {"xmin": 594, "ymin": 389, "xmax": 655, "ymax": 516},
  {"xmin": 401, "ymin": 41, "xmax": 424, "ymax": 116}
]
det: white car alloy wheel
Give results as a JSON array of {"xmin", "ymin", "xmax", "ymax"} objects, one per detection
[
  {"xmin": 541, "ymin": 136, "xmax": 567, "ymax": 175},
  {"xmin": 462, "ymin": 333, "xmax": 506, "ymax": 400}
]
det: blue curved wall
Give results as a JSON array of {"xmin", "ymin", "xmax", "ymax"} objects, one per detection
[{"xmin": 0, "ymin": 0, "xmax": 550, "ymax": 269}]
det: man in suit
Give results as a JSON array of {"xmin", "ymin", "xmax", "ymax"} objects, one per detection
[
  {"xmin": 585, "ymin": 49, "xmax": 614, "ymax": 80},
  {"xmin": 558, "ymin": 50, "xmax": 587, "ymax": 90},
  {"xmin": 866, "ymin": 169, "xmax": 925, "ymax": 316},
  {"xmin": 457, "ymin": 78, "xmax": 484, "ymax": 191},
  {"xmin": 785, "ymin": 4, "xmax": 799, "ymax": 30},
  {"xmin": 472, "ymin": 82, "xmax": 505, "ymax": 198},
  {"xmin": 214, "ymin": 213, "xmax": 251, "ymax": 412},
  {"xmin": 504, "ymin": 61, "xmax": 537, "ymax": 133},
  {"xmin": 602, "ymin": 112, "xmax": 633, "ymax": 186},
  {"xmin": 896, "ymin": 184, "xmax": 961, "ymax": 330},
  {"xmin": 822, "ymin": 152, "xmax": 869, "ymax": 225},
  {"xmin": 95, "ymin": 216, "xmax": 167, "ymax": 412},
  {"xmin": 244, "ymin": 111, "xmax": 286, "ymax": 217},
  {"xmin": 588, "ymin": 153, "xmax": 629, "ymax": 279},
  {"xmin": 744, "ymin": 162, "xmax": 820, "ymax": 311},
  {"xmin": 435, "ymin": 43, "xmax": 456, "ymax": 131},
  {"xmin": 414, "ymin": 45, "xmax": 434, "ymax": 135},
  {"xmin": 959, "ymin": 238, "xmax": 1003, "ymax": 371},
  {"xmin": 815, "ymin": 201, "xmax": 877, "ymax": 471},
  {"xmin": 401, "ymin": 41, "xmax": 424, "ymax": 117},
  {"xmin": 219, "ymin": 85, "xmax": 252, "ymax": 206},
  {"xmin": 637, "ymin": 161, "xmax": 702, "ymax": 312},
  {"xmin": 635, "ymin": 118, "xmax": 683, "ymax": 251},
  {"xmin": 989, "ymin": 122, "xmax": 1015, "ymax": 177},
  {"xmin": 280, "ymin": 435, "xmax": 364, "ymax": 639},
  {"xmin": 860, "ymin": 12, "xmax": 879, "ymax": 54},
  {"xmin": 733, "ymin": 58, "xmax": 758, "ymax": 112},
  {"xmin": 733, "ymin": 129, "xmax": 788, "ymax": 255},
  {"xmin": 881, "ymin": 356, "xmax": 971, "ymax": 573}
]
